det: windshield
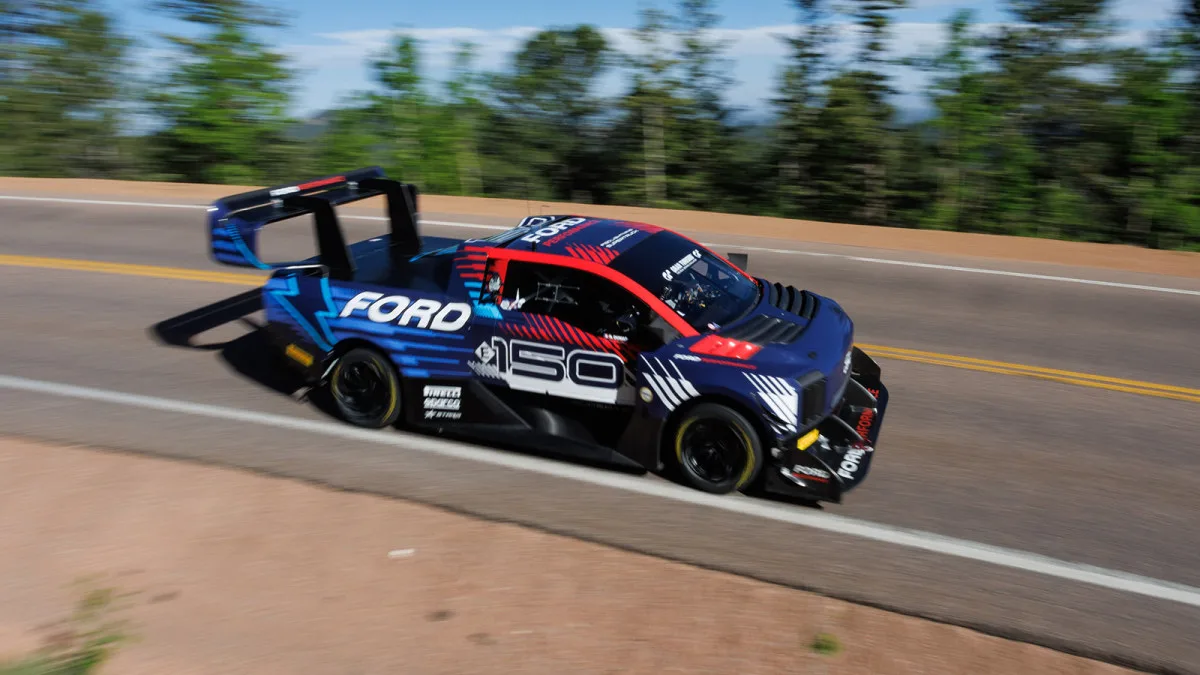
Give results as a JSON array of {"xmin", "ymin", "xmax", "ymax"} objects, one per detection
[{"xmin": 609, "ymin": 231, "xmax": 760, "ymax": 332}]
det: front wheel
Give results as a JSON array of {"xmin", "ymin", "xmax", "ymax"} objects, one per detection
[
  {"xmin": 328, "ymin": 347, "xmax": 403, "ymax": 428},
  {"xmin": 671, "ymin": 403, "xmax": 764, "ymax": 495}
]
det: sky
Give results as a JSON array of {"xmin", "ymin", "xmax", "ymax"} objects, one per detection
[{"xmin": 109, "ymin": 0, "xmax": 1186, "ymax": 121}]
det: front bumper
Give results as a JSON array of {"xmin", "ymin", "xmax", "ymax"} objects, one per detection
[{"xmin": 762, "ymin": 346, "xmax": 890, "ymax": 503}]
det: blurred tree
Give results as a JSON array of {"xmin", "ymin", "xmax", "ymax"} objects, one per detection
[
  {"xmin": 908, "ymin": 9, "xmax": 1013, "ymax": 233},
  {"xmin": 807, "ymin": 0, "xmax": 908, "ymax": 226},
  {"xmin": 0, "ymin": 0, "xmax": 131, "ymax": 177},
  {"xmin": 616, "ymin": 6, "xmax": 684, "ymax": 206},
  {"xmin": 443, "ymin": 41, "xmax": 485, "ymax": 196},
  {"xmin": 982, "ymin": 0, "xmax": 1115, "ymax": 240},
  {"xmin": 771, "ymin": 0, "xmax": 834, "ymax": 219},
  {"xmin": 368, "ymin": 33, "xmax": 430, "ymax": 186},
  {"xmin": 484, "ymin": 25, "xmax": 612, "ymax": 202},
  {"xmin": 670, "ymin": 0, "xmax": 738, "ymax": 210},
  {"xmin": 146, "ymin": 0, "xmax": 298, "ymax": 184},
  {"xmin": 311, "ymin": 95, "xmax": 378, "ymax": 175}
]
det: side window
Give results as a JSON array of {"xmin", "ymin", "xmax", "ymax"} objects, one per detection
[{"xmin": 499, "ymin": 261, "xmax": 667, "ymax": 347}]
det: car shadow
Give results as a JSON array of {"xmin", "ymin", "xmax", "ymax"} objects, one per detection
[
  {"xmin": 751, "ymin": 490, "xmax": 825, "ymax": 510},
  {"xmin": 148, "ymin": 289, "xmax": 311, "ymax": 400},
  {"xmin": 148, "ymin": 290, "xmax": 653, "ymax": 477}
]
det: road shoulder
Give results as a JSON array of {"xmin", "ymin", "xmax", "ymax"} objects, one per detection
[{"xmin": 0, "ymin": 436, "xmax": 1139, "ymax": 675}]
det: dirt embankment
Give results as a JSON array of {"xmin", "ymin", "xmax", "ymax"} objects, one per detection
[
  {"xmin": 2, "ymin": 176, "xmax": 1198, "ymax": 280},
  {"xmin": 0, "ymin": 437, "xmax": 1139, "ymax": 675}
]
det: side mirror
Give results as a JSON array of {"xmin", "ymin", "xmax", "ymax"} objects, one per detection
[{"xmin": 727, "ymin": 252, "xmax": 749, "ymax": 272}]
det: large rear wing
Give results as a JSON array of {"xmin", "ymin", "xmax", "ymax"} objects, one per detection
[{"xmin": 206, "ymin": 166, "xmax": 419, "ymax": 281}]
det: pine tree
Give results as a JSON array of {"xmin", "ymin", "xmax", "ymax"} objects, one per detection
[
  {"xmin": 146, "ymin": 0, "xmax": 297, "ymax": 184},
  {"xmin": 0, "ymin": 0, "xmax": 131, "ymax": 177}
]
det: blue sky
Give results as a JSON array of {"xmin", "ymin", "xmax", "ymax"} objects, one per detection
[{"xmin": 108, "ymin": 0, "xmax": 1185, "ymax": 120}]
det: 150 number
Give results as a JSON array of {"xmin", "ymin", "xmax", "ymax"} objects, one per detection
[{"xmin": 489, "ymin": 338, "xmax": 623, "ymax": 389}]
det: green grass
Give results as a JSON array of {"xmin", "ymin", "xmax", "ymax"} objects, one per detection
[
  {"xmin": 0, "ymin": 585, "xmax": 133, "ymax": 675},
  {"xmin": 810, "ymin": 632, "xmax": 842, "ymax": 656}
]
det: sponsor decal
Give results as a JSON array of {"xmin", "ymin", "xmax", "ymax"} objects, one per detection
[
  {"xmin": 673, "ymin": 353, "xmax": 702, "ymax": 362},
  {"xmin": 474, "ymin": 341, "xmax": 496, "ymax": 364},
  {"xmin": 639, "ymin": 386, "xmax": 653, "ymax": 403},
  {"xmin": 423, "ymin": 385, "xmax": 462, "ymax": 420},
  {"xmin": 520, "ymin": 217, "xmax": 588, "ymax": 244},
  {"xmin": 600, "ymin": 229, "xmax": 638, "ymax": 248},
  {"xmin": 836, "ymin": 446, "xmax": 868, "ymax": 480},
  {"xmin": 791, "ymin": 465, "xmax": 830, "ymax": 480},
  {"xmin": 662, "ymin": 249, "xmax": 702, "ymax": 282},
  {"xmin": 842, "ymin": 349, "xmax": 852, "ymax": 375},
  {"xmin": 339, "ymin": 291, "xmax": 472, "ymax": 332},
  {"xmin": 269, "ymin": 185, "xmax": 300, "ymax": 197},
  {"xmin": 855, "ymin": 407, "xmax": 875, "ymax": 440}
]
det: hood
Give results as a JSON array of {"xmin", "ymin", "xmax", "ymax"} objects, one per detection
[{"xmin": 680, "ymin": 278, "xmax": 856, "ymax": 419}]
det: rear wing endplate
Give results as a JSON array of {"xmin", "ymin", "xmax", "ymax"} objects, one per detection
[{"xmin": 206, "ymin": 166, "xmax": 419, "ymax": 280}]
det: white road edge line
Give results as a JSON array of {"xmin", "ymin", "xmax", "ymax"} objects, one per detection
[
  {"xmin": 3, "ymin": 194, "xmax": 1198, "ymax": 298},
  {"xmin": 3, "ymin": 372, "xmax": 1200, "ymax": 610}
]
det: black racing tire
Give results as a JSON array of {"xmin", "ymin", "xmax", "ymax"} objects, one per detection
[
  {"xmin": 670, "ymin": 402, "xmax": 765, "ymax": 495},
  {"xmin": 328, "ymin": 346, "xmax": 403, "ymax": 429}
]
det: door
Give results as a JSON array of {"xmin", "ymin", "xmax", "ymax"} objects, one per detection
[{"xmin": 471, "ymin": 257, "xmax": 668, "ymax": 407}]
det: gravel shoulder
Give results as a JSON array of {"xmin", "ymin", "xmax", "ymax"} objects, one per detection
[{"xmin": 0, "ymin": 436, "xmax": 1141, "ymax": 675}]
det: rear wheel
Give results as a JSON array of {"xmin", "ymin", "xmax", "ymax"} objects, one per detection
[
  {"xmin": 671, "ymin": 403, "xmax": 764, "ymax": 494},
  {"xmin": 328, "ymin": 347, "xmax": 403, "ymax": 428}
]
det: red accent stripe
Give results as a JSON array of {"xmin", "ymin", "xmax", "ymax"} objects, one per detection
[
  {"xmin": 297, "ymin": 175, "xmax": 344, "ymax": 190},
  {"xmin": 700, "ymin": 357, "xmax": 756, "ymax": 370},
  {"xmin": 537, "ymin": 315, "xmax": 564, "ymax": 343},
  {"xmin": 580, "ymin": 246, "xmax": 605, "ymax": 264},
  {"xmin": 546, "ymin": 317, "xmax": 572, "ymax": 344},
  {"xmin": 460, "ymin": 272, "xmax": 484, "ymax": 281},
  {"xmin": 690, "ymin": 334, "xmax": 762, "ymax": 360},
  {"xmin": 570, "ymin": 322, "xmax": 603, "ymax": 350},
  {"xmin": 485, "ymin": 247, "xmax": 698, "ymax": 338}
]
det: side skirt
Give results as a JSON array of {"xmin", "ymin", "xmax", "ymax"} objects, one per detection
[{"xmin": 402, "ymin": 379, "xmax": 647, "ymax": 472}]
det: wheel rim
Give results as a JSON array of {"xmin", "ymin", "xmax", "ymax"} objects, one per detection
[
  {"xmin": 680, "ymin": 419, "xmax": 749, "ymax": 486},
  {"xmin": 334, "ymin": 358, "xmax": 390, "ymax": 419}
]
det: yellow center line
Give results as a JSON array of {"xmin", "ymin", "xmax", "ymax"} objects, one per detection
[
  {"xmin": 0, "ymin": 254, "xmax": 267, "ymax": 286},
  {"xmin": 859, "ymin": 343, "xmax": 1198, "ymax": 396},
  {"xmin": 865, "ymin": 351, "xmax": 1200, "ymax": 404},
  {"xmin": 1, "ymin": 253, "xmax": 1195, "ymax": 404}
]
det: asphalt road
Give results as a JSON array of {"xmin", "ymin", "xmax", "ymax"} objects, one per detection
[{"xmin": 2, "ymin": 196, "xmax": 1200, "ymax": 673}]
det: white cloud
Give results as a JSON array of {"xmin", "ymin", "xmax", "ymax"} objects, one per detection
[
  {"xmin": 285, "ymin": 21, "xmax": 958, "ymax": 75},
  {"xmin": 274, "ymin": 19, "xmax": 1159, "ymax": 115},
  {"xmin": 285, "ymin": 26, "xmax": 542, "ymax": 72}
]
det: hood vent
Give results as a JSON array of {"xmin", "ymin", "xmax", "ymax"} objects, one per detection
[
  {"xmin": 718, "ymin": 315, "xmax": 806, "ymax": 344},
  {"xmin": 766, "ymin": 281, "xmax": 817, "ymax": 319}
]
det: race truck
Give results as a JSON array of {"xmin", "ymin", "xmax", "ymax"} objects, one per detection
[{"xmin": 206, "ymin": 167, "xmax": 890, "ymax": 503}]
